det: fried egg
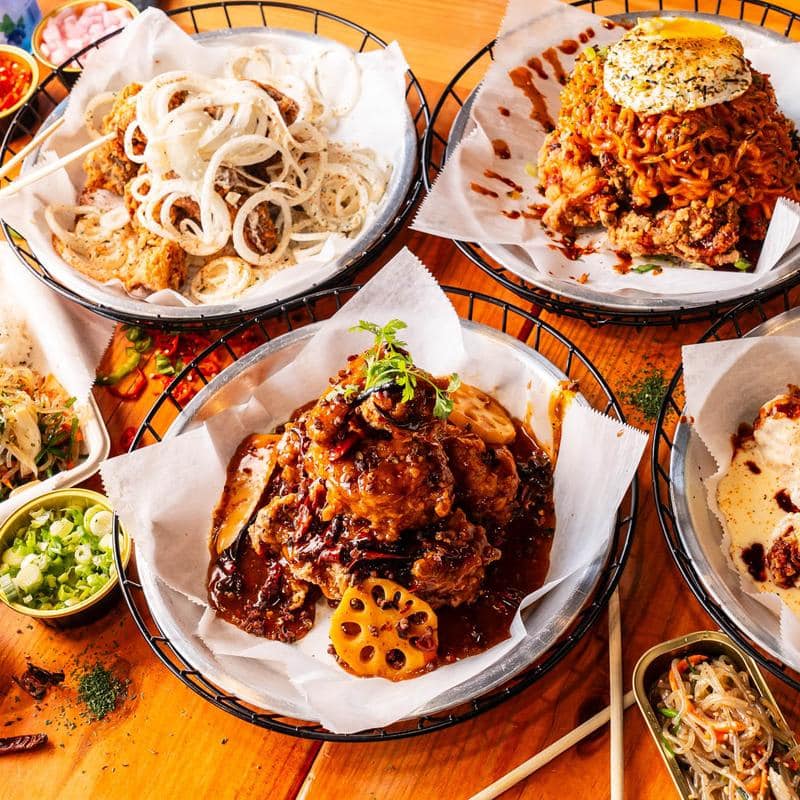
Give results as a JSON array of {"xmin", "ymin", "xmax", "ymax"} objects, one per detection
[{"xmin": 603, "ymin": 16, "xmax": 751, "ymax": 114}]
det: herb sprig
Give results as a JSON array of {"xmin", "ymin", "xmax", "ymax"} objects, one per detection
[{"xmin": 343, "ymin": 319, "xmax": 460, "ymax": 419}]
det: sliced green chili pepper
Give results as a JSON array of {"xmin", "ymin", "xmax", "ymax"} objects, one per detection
[{"xmin": 96, "ymin": 348, "xmax": 141, "ymax": 386}]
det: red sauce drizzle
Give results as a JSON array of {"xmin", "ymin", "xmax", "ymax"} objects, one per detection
[
  {"xmin": 558, "ymin": 39, "xmax": 579, "ymax": 55},
  {"xmin": 612, "ymin": 251, "xmax": 632, "ymax": 274},
  {"xmin": 470, "ymin": 182, "xmax": 499, "ymax": 199},
  {"xmin": 741, "ymin": 543, "xmax": 767, "ymax": 582},
  {"xmin": 542, "ymin": 48, "xmax": 567, "ymax": 85},
  {"xmin": 776, "ymin": 489, "xmax": 800, "ymax": 514},
  {"xmin": 508, "ymin": 67, "xmax": 554, "ymax": 132},
  {"xmin": 547, "ymin": 236, "xmax": 596, "ymax": 261},
  {"xmin": 502, "ymin": 210, "xmax": 521, "ymax": 219},
  {"xmin": 491, "ymin": 138, "xmax": 512, "ymax": 160},
  {"xmin": 526, "ymin": 56, "xmax": 548, "ymax": 81},
  {"xmin": 732, "ymin": 422, "xmax": 755, "ymax": 456},
  {"xmin": 484, "ymin": 169, "xmax": 522, "ymax": 193},
  {"xmin": 524, "ymin": 204, "xmax": 547, "ymax": 220},
  {"xmin": 498, "ymin": 106, "xmax": 510, "ymax": 117}
]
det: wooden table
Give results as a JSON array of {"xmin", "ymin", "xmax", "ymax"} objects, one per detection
[{"xmin": 3, "ymin": 0, "xmax": 800, "ymax": 797}]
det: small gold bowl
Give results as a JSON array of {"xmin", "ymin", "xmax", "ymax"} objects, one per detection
[
  {"xmin": 31, "ymin": 0, "xmax": 139, "ymax": 75},
  {"xmin": 0, "ymin": 45, "xmax": 39, "ymax": 137},
  {"xmin": 0, "ymin": 488, "xmax": 130, "ymax": 628}
]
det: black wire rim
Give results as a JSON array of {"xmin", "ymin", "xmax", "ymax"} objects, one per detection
[
  {"xmin": 0, "ymin": 2, "xmax": 429, "ymax": 331},
  {"xmin": 653, "ymin": 284, "xmax": 800, "ymax": 691},
  {"xmin": 421, "ymin": 0, "xmax": 800, "ymax": 329},
  {"xmin": 110, "ymin": 284, "xmax": 639, "ymax": 741}
]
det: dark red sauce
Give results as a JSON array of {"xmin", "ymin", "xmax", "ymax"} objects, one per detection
[
  {"xmin": 558, "ymin": 39, "xmax": 580, "ymax": 55},
  {"xmin": 437, "ymin": 422, "xmax": 554, "ymax": 662},
  {"xmin": 470, "ymin": 182, "xmax": 499, "ymax": 199},
  {"xmin": 776, "ymin": 489, "xmax": 800, "ymax": 514},
  {"xmin": 491, "ymin": 138, "xmax": 512, "ymax": 160},
  {"xmin": 745, "ymin": 460, "xmax": 761, "ymax": 475},
  {"xmin": 524, "ymin": 203, "xmax": 547, "ymax": 220},
  {"xmin": 741, "ymin": 543, "xmax": 767, "ymax": 582},
  {"xmin": 612, "ymin": 251, "xmax": 632, "ymax": 274},
  {"xmin": 542, "ymin": 48, "xmax": 567, "ymax": 85},
  {"xmin": 732, "ymin": 422, "xmax": 755, "ymax": 456},
  {"xmin": 526, "ymin": 56, "xmax": 548, "ymax": 81},
  {"xmin": 484, "ymin": 169, "xmax": 522, "ymax": 193},
  {"xmin": 502, "ymin": 210, "xmax": 521, "ymax": 219},
  {"xmin": 498, "ymin": 106, "xmax": 510, "ymax": 117},
  {"xmin": 547, "ymin": 233, "xmax": 597, "ymax": 261},
  {"xmin": 579, "ymin": 27, "xmax": 596, "ymax": 43},
  {"xmin": 508, "ymin": 67, "xmax": 554, "ymax": 132}
]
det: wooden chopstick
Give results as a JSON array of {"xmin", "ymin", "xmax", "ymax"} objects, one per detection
[
  {"xmin": 468, "ymin": 689, "xmax": 636, "ymax": 800},
  {"xmin": 0, "ymin": 116, "xmax": 66, "ymax": 181},
  {"xmin": 0, "ymin": 131, "xmax": 114, "ymax": 200},
  {"xmin": 609, "ymin": 590, "xmax": 624, "ymax": 800}
]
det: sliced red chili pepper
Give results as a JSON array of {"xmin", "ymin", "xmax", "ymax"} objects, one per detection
[
  {"xmin": 329, "ymin": 435, "xmax": 358, "ymax": 461},
  {"xmin": 108, "ymin": 368, "xmax": 147, "ymax": 400},
  {"xmin": 120, "ymin": 426, "xmax": 138, "ymax": 452},
  {"xmin": 154, "ymin": 333, "xmax": 180, "ymax": 358}
]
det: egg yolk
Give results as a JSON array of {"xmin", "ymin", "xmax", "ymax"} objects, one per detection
[{"xmin": 637, "ymin": 16, "xmax": 728, "ymax": 39}]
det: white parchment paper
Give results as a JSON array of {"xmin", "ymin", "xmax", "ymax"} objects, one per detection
[
  {"xmin": 101, "ymin": 247, "xmax": 647, "ymax": 733},
  {"xmin": 414, "ymin": 0, "xmax": 800, "ymax": 300},
  {"xmin": 683, "ymin": 335, "xmax": 800, "ymax": 661},
  {"xmin": 0, "ymin": 242, "xmax": 113, "ymax": 521},
  {"xmin": 0, "ymin": 8, "xmax": 411, "ymax": 309}
]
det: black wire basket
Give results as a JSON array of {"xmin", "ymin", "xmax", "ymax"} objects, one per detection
[
  {"xmin": 0, "ymin": 2, "xmax": 429, "ymax": 330},
  {"xmin": 422, "ymin": 0, "xmax": 800, "ymax": 329},
  {"xmin": 111, "ymin": 285, "xmax": 638, "ymax": 741},
  {"xmin": 653, "ymin": 282, "xmax": 800, "ymax": 692}
]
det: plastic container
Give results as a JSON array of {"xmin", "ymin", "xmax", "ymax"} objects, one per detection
[{"xmin": 0, "ymin": 0, "xmax": 41, "ymax": 51}]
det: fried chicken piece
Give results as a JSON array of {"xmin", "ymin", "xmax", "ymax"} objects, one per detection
[
  {"xmin": 443, "ymin": 428, "xmax": 519, "ymax": 527},
  {"xmin": 608, "ymin": 199, "xmax": 741, "ymax": 266},
  {"xmin": 410, "ymin": 509, "xmax": 501, "ymax": 608},
  {"xmin": 83, "ymin": 82, "xmax": 143, "ymax": 196}
]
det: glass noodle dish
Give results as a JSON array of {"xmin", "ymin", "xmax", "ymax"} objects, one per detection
[
  {"xmin": 45, "ymin": 45, "xmax": 390, "ymax": 304},
  {"xmin": 0, "ymin": 314, "xmax": 83, "ymax": 500},
  {"xmin": 207, "ymin": 320, "xmax": 558, "ymax": 681},
  {"xmin": 654, "ymin": 654, "xmax": 800, "ymax": 800}
]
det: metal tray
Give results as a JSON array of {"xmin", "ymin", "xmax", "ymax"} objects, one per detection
[
  {"xmin": 446, "ymin": 11, "xmax": 794, "ymax": 315},
  {"xmin": 633, "ymin": 630, "xmax": 797, "ymax": 800},
  {"xmin": 670, "ymin": 306, "xmax": 800, "ymax": 673},
  {"xmin": 13, "ymin": 25, "xmax": 417, "ymax": 327},
  {"xmin": 130, "ymin": 319, "xmax": 613, "ymax": 723}
]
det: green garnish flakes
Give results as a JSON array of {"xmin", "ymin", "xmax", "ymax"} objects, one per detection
[
  {"xmin": 620, "ymin": 368, "xmax": 668, "ymax": 423},
  {"xmin": 633, "ymin": 263, "xmax": 660, "ymax": 274},
  {"xmin": 347, "ymin": 319, "xmax": 460, "ymax": 420},
  {"xmin": 733, "ymin": 257, "xmax": 751, "ymax": 272},
  {"xmin": 77, "ymin": 664, "xmax": 127, "ymax": 720}
]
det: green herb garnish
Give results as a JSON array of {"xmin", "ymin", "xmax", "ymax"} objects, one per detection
[
  {"xmin": 77, "ymin": 664, "xmax": 127, "ymax": 721},
  {"xmin": 633, "ymin": 263, "xmax": 660, "ymax": 274},
  {"xmin": 733, "ymin": 257, "xmax": 751, "ymax": 272},
  {"xmin": 620, "ymin": 367, "xmax": 668, "ymax": 423},
  {"xmin": 345, "ymin": 319, "xmax": 460, "ymax": 420},
  {"xmin": 658, "ymin": 707, "xmax": 679, "ymax": 719}
]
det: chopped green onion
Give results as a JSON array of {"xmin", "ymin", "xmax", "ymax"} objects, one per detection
[
  {"xmin": 633, "ymin": 263, "xmax": 660, "ymax": 274},
  {"xmin": 0, "ymin": 502, "xmax": 121, "ymax": 611},
  {"xmin": 734, "ymin": 258, "xmax": 751, "ymax": 272},
  {"xmin": 658, "ymin": 707, "xmax": 679, "ymax": 718},
  {"xmin": 661, "ymin": 737, "xmax": 676, "ymax": 757}
]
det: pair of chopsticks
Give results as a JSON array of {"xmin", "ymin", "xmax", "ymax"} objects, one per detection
[
  {"xmin": 0, "ymin": 116, "xmax": 112, "ymax": 200},
  {"xmin": 468, "ymin": 590, "xmax": 627, "ymax": 800}
]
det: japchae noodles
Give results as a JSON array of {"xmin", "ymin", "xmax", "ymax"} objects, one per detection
[{"xmin": 654, "ymin": 654, "xmax": 800, "ymax": 800}]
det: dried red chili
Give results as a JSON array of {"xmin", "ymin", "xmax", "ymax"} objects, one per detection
[
  {"xmin": 0, "ymin": 55, "xmax": 32, "ymax": 114},
  {"xmin": 0, "ymin": 733, "xmax": 48, "ymax": 755}
]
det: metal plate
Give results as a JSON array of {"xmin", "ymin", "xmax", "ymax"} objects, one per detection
[
  {"xmin": 447, "ymin": 12, "xmax": 793, "ymax": 314},
  {"xmin": 129, "ymin": 319, "xmax": 612, "ymax": 723},
  {"xmin": 670, "ymin": 306, "xmax": 800, "ymax": 672},
  {"xmin": 20, "ymin": 27, "xmax": 417, "ymax": 325}
]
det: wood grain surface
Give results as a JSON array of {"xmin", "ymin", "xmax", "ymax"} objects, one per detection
[{"xmin": 3, "ymin": 1, "xmax": 800, "ymax": 798}]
